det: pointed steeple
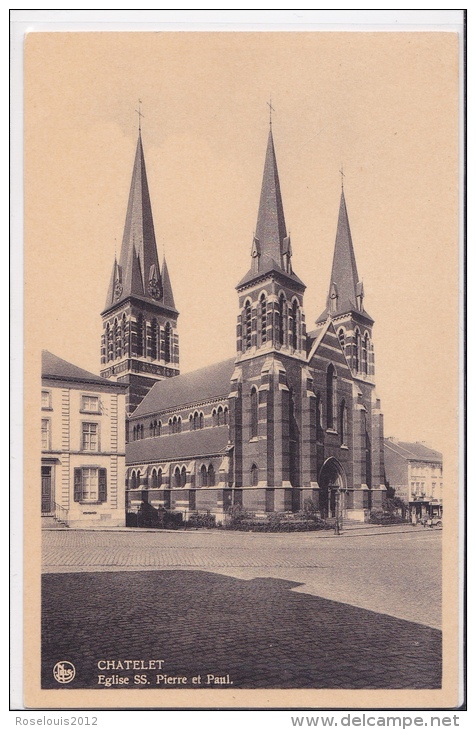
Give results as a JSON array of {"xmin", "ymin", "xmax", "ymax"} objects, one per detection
[
  {"xmin": 319, "ymin": 189, "xmax": 369, "ymax": 321},
  {"xmin": 254, "ymin": 128, "xmax": 288, "ymax": 269},
  {"xmin": 238, "ymin": 128, "xmax": 304, "ymax": 289},
  {"xmin": 104, "ymin": 132, "xmax": 163, "ymax": 310}
]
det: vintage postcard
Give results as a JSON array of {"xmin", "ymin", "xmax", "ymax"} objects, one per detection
[{"xmin": 21, "ymin": 25, "xmax": 463, "ymax": 710}]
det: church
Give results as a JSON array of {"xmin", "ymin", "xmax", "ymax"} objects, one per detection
[{"xmin": 100, "ymin": 124, "xmax": 386, "ymax": 523}]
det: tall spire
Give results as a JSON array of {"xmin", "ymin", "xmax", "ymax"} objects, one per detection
[
  {"xmin": 254, "ymin": 128, "xmax": 288, "ymax": 270},
  {"xmin": 237, "ymin": 126, "xmax": 304, "ymax": 290},
  {"xmin": 323, "ymin": 189, "xmax": 366, "ymax": 319},
  {"xmin": 104, "ymin": 132, "xmax": 163, "ymax": 310}
]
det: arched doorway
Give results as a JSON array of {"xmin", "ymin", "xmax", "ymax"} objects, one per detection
[{"xmin": 318, "ymin": 458, "xmax": 347, "ymax": 519}]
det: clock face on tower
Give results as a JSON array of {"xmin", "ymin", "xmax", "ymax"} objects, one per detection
[{"xmin": 148, "ymin": 277, "xmax": 162, "ymax": 300}]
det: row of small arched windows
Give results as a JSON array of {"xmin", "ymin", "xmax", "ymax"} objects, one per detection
[
  {"xmin": 131, "ymin": 406, "xmax": 229, "ymax": 440},
  {"xmin": 128, "ymin": 464, "xmax": 216, "ymax": 489}
]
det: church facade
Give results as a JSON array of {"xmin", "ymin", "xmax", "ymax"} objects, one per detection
[{"xmin": 101, "ymin": 126, "xmax": 386, "ymax": 523}]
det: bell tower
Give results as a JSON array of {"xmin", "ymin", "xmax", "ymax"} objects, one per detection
[
  {"xmin": 230, "ymin": 125, "xmax": 308, "ymax": 513},
  {"xmin": 316, "ymin": 186, "xmax": 385, "ymax": 513},
  {"xmin": 100, "ymin": 130, "xmax": 179, "ymax": 415}
]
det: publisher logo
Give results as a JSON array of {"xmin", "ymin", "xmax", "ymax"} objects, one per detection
[{"xmin": 53, "ymin": 661, "xmax": 76, "ymax": 684}]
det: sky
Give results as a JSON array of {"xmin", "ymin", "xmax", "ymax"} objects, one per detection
[{"xmin": 24, "ymin": 31, "xmax": 460, "ymax": 460}]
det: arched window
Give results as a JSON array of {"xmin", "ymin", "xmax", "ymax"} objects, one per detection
[
  {"xmin": 326, "ymin": 364, "xmax": 336, "ymax": 430},
  {"xmin": 278, "ymin": 293, "xmax": 286, "ymax": 345},
  {"xmin": 250, "ymin": 387, "xmax": 258, "ymax": 438},
  {"xmin": 177, "ymin": 417, "xmax": 182, "ymax": 434},
  {"xmin": 291, "ymin": 299, "xmax": 298, "ymax": 350},
  {"xmin": 130, "ymin": 471, "xmax": 138, "ymax": 490},
  {"xmin": 151, "ymin": 469, "xmax": 158, "ymax": 489},
  {"xmin": 151, "ymin": 318, "xmax": 159, "ymax": 360},
  {"xmin": 157, "ymin": 420, "xmax": 162, "ymax": 436},
  {"xmin": 137, "ymin": 315, "xmax": 144, "ymax": 357},
  {"xmin": 340, "ymin": 400, "xmax": 348, "ymax": 446},
  {"xmin": 114, "ymin": 319, "xmax": 120, "ymax": 359},
  {"xmin": 244, "ymin": 300, "xmax": 252, "ymax": 350},
  {"xmin": 354, "ymin": 328, "xmax": 361, "ymax": 372},
  {"xmin": 199, "ymin": 412, "xmax": 204, "ymax": 429},
  {"xmin": 149, "ymin": 422, "xmax": 154, "ymax": 438},
  {"xmin": 181, "ymin": 466, "xmax": 187, "ymax": 487},
  {"xmin": 363, "ymin": 333, "xmax": 369, "ymax": 375},
  {"xmin": 168, "ymin": 418, "xmax": 173, "ymax": 434},
  {"xmin": 157, "ymin": 469, "xmax": 162, "ymax": 488},
  {"xmin": 164, "ymin": 322, "xmax": 172, "ymax": 363},
  {"xmin": 315, "ymin": 392, "xmax": 323, "ymax": 442},
  {"xmin": 212, "ymin": 409, "xmax": 217, "ymax": 427},
  {"xmin": 223, "ymin": 407, "xmax": 229, "ymax": 425},
  {"xmin": 122, "ymin": 314, "xmax": 127, "ymax": 356},
  {"xmin": 140, "ymin": 424, "xmax": 144, "ymax": 439},
  {"xmin": 260, "ymin": 294, "xmax": 267, "ymax": 345},
  {"xmin": 338, "ymin": 328, "xmax": 345, "ymax": 351},
  {"xmin": 106, "ymin": 323, "xmax": 112, "ymax": 361},
  {"xmin": 250, "ymin": 463, "xmax": 258, "ymax": 486},
  {"xmin": 189, "ymin": 414, "xmax": 194, "ymax": 431},
  {"xmin": 173, "ymin": 466, "xmax": 181, "ymax": 488},
  {"xmin": 217, "ymin": 406, "xmax": 223, "ymax": 426},
  {"xmin": 208, "ymin": 464, "xmax": 215, "ymax": 487},
  {"xmin": 194, "ymin": 411, "xmax": 199, "ymax": 430},
  {"xmin": 200, "ymin": 464, "xmax": 208, "ymax": 487}
]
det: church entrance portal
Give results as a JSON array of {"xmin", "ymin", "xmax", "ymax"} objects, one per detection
[{"xmin": 318, "ymin": 458, "xmax": 346, "ymax": 519}]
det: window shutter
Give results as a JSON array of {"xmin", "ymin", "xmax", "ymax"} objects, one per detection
[
  {"xmin": 98, "ymin": 468, "xmax": 107, "ymax": 502},
  {"xmin": 74, "ymin": 468, "xmax": 82, "ymax": 502}
]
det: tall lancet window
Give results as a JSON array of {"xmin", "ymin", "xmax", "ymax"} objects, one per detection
[
  {"xmin": 326, "ymin": 364, "xmax": 337, "ymax": 430},
  {"xmin": 250, "ymin": 387, "xmax": 258, "ymax": 439},
  {"xmin": 106, "ymin": 323, "xmax": 112, "ymax": 362},
  {"xmin": 164, "ymin": 322, "xmax": 172, "ymax": 363},
  {"xmin": 244, "ymin": 300, "xmax": 252, "ymax": 350},
  {"xmin": 354, "ymin": 328, "xmax": 361, "ymax": 372},
  {"xmin": 137, "ymin": 315, "xmax": 144, "ymax": 357},
  {"xmin": 291, "ymin": 299, "xmax": 298, "ymax": 350},
  {"xmin": 122, "ymin": 314, "xmax": 127, "ymax": 356},
  {"xmin": 315, "ymin": 391, "xmax": 323, "ymax": 442},
  {"xmin": 363, "ymin": 333, "xmax": 369, "ymax": 375},
  {"xmin": 278, "ymin": 293, "xmax": 287, "ymax": 345},
  {"xmin": 340, "ymin": 400, "xmax": 348, "ymax": 446},
  {"xmin": 260, "ymin": 294, "xmax": 267, "ymax": 345},
  {"xmin": 151, "ymin": 318, "xmax": 159, "ymax": 360}
]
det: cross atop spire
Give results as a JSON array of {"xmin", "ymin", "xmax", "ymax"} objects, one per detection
[
  {"xmin": 339, "ymin": 163, "xmax": 345, "ymax": 190},
  {"xmin": 267, "ymin": 97, "xmax": 275, "ymax": 127},
  {"xmin": 135, "ymin": 99, "xmax": 144, "ymax": 133}
]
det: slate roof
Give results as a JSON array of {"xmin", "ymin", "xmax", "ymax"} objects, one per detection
[
  {"xmin": 131, "ymin": 357, "xmax": 236, "ymax": 418},
  {"xmin": 384, "ymin": 439, "xmax": 442, "ymax": 463},
  {"xmin": 126, "ymin": 425, "xmax": 230, "ymax": 464},
  {"xmin": 42, "ymin": 350, "xmax": 126, "ymax": 390}
]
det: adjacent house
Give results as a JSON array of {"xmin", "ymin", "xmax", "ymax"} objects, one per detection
[
  {"xmin": 384, "ymin": 438, "xmax": 443, "ymax": 520},
  {"xmin": 41, "ymin": 350, "xmax": 127, "ymax": 527}
]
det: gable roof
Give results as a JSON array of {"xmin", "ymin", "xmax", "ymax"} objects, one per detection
[
  {"xmin": 384, "ymin": 439, "xmax": 442, "ymax": 463},
  {"xmin": 126, "ymin": 425, "xmax": 230, "ymax": 464},
  {"xmin": 131, "ymin": 357, "xmax": 236, "ymax": 418},
  {"xmin": 42, "ymin": 350, "xmax": 126, "ymax": 390}
]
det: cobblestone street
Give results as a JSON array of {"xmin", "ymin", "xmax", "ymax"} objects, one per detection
[{"xmin": 42, "ymin": 527, "xmax": 442, "ymax": 690}]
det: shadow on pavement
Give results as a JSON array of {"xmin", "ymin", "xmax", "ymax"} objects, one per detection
[{"xmin": 42, "ymin": 570, "xmax": 441, "ymax": 690}]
